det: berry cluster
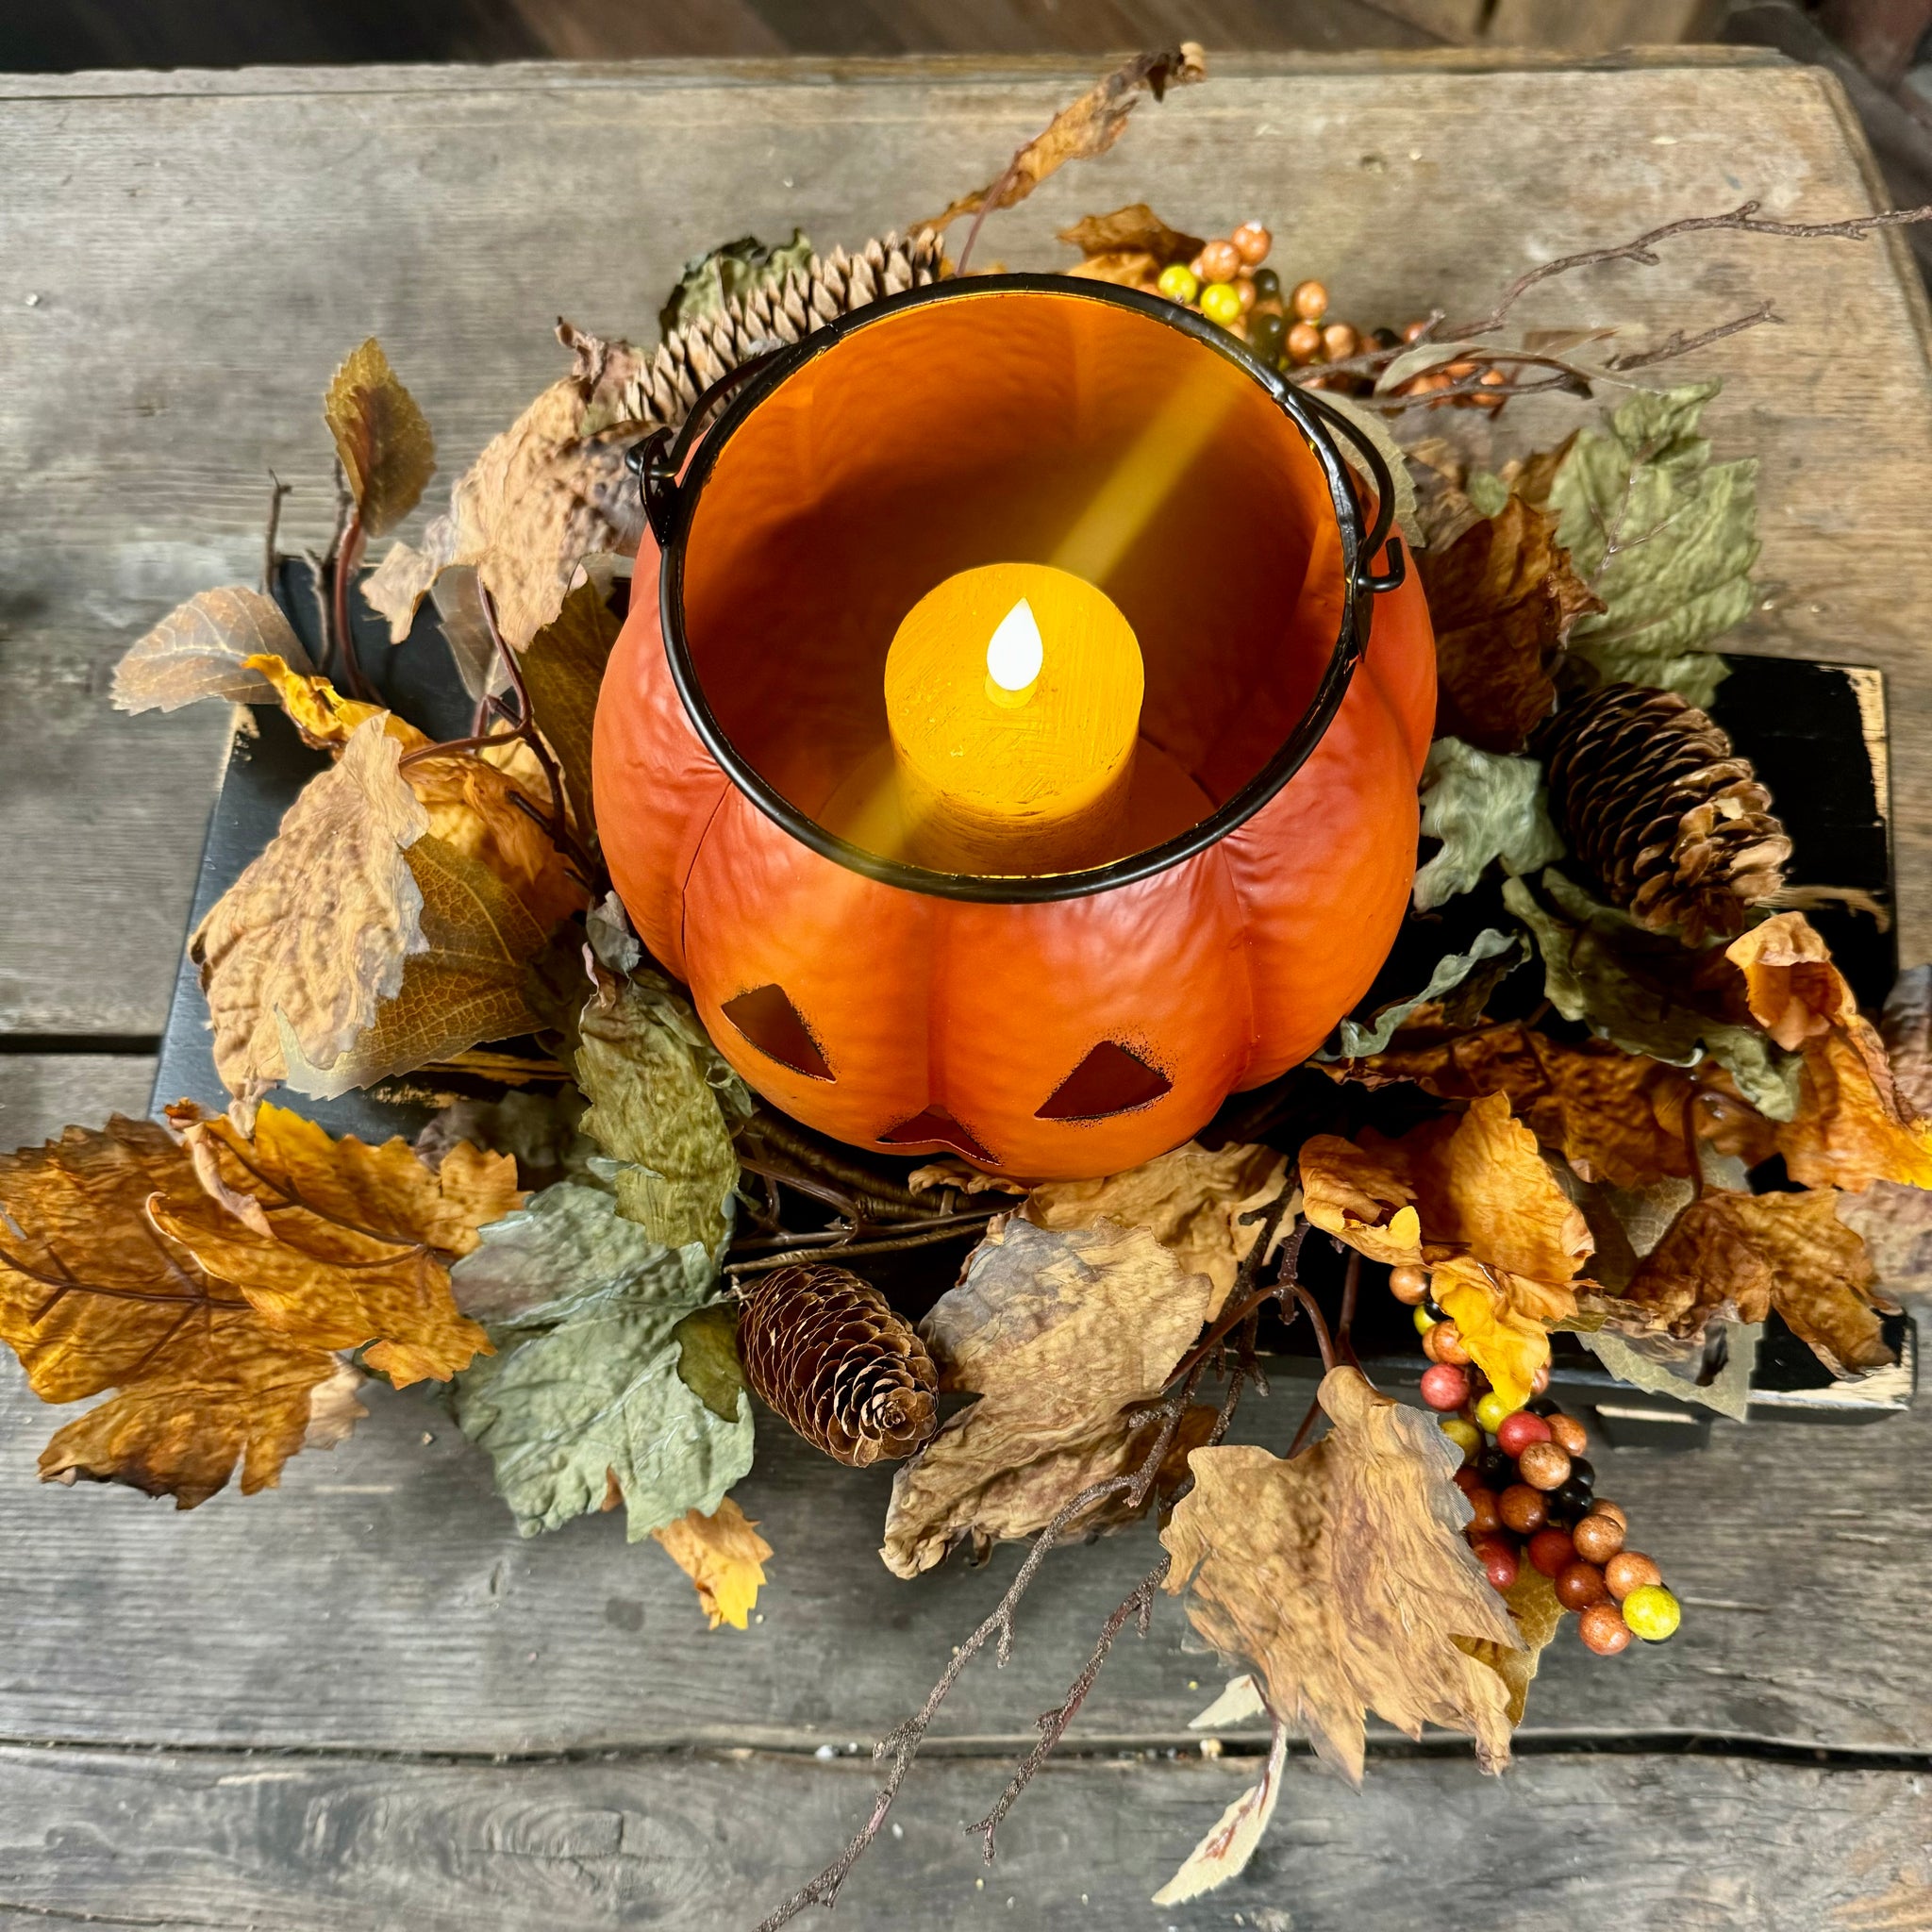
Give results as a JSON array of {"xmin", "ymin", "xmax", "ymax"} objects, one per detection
[
  {"xmin": 1141, "ymin": 220, "xmax": 1507, "ymax": 408},
  {"xmin": 1394, "ymin": 1264, "xmax": 1683, "ymax": 1657}
]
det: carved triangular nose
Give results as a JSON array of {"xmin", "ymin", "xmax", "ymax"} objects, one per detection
[{"xmin": 878, "ymin": 1106, "xmax": 997, "ymax": 1165}]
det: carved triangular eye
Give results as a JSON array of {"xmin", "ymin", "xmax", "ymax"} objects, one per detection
[
  {"xmin": 722, "ymin": 984, "xmax": 833, "ymax": 1081},
  {"xmin": 879, "ymin": 1106, "xmax": 997, "ymax": 1165},
  {"xmin": 1037, "ymin": 1041, "xmax": 1173, "ymax": 1121}
]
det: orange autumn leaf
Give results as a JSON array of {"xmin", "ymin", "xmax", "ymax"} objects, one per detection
[
  {"xmin": 1162, "ymin": 1366, "xmax": 1519, "ymax": 1790},
  {"xmin": 243, "ymin": 653, "xmax": 390, "ymax": 749},
  {"xmin": 1727, "ymin": 914, "xmax": 1932, "ymax": 1191},
  {"xmin": 1625, "ymin": 1186, "xmax": 1892, "ymax": 1374},
  {"xmin": 155, "ymin": 1102, "xmax": 519, "ymax": 1386},
  {"xmin": 0, "ymin": 1115, "xmax": 367, "ymax": 1507},
  {"xmin": 652, "ymin": 1496, "xmax": 774, "ymax": 1630},
  {"xmin": 1303, "ymin": 1095, "xmax": 1590, "ymax": 1406}
]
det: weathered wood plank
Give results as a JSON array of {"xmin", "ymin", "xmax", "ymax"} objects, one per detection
[
  {"xmin": 2, "ymin": 1336, "xmax": 1926, "ymax": 1756},
  {"xmin": 0, "ymin": 1743, "xmax": 1923, "ymax": 1931},
  {"xmin": 0, "ymin": 1054, "xmax": 156, "ymax": 1150},
  {"xmin": 3, "ymin": 53, "xmax": 1931, "ymax": 1036}
]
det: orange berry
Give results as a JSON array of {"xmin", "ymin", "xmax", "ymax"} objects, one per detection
[
  {"xmin": 1322, "ymin": 321, "xmax": 1359, "ymax": 360},
  {"xmin": 1578, "ymin": 1601, "xmax": 1632, "ymax": 1657},
  {"xmin": 1605, "ymin": 1551, "xmax": 1663, "ymax": 1601},
  {"xmin": 1401, "ymin": 318, "xmax": 1431, "ymax": 341},
  {"xmin": 1200, "ymin": 239, "xmax": 1241, "ymax": 283},
  {"xmin": 1286, "ymin": 319, "xmax": 1324, "ymax": 365},
  {"xmin": 1232, "ymin": 221, "xmax": 1272, "ymax": 264},
  {"xmin": 1389, "ymin": 1264, "xmax": 1429, "ymax": 1306},
  {"xmin": 1237, "ymin": 275, "xmax": 1258, "ymax": 311},
  {"xmin": 1291, "ymin": 278, "xmax": 1329, "ymax": 323}
]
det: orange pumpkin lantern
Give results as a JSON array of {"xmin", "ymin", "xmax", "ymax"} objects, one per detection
[{"xmin": 594, "ymin": 278, "xmax": 1435, "ymax": 1179}]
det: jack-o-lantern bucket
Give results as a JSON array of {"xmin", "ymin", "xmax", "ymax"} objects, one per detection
[{"xmin": 594, "ymin": 276, "xmax": 1435, "ymax": 1179}]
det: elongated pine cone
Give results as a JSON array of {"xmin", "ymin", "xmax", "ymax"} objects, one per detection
[
  {"xmin": 739, "ymin": 1264, "xmax": 940, "ymax": 1467},
  {"xmin": 1539, "ymin": 682, "xmax": 1792, "ymax": 945},
  {"xmin": 611, "ymin": 230, "xmax": 944, "ymax": 434}
]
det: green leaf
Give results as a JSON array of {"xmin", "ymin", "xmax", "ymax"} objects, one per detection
[
  {"xmin": 1503, "ymin": 870, "xmax": 1802, "ymax": 1120},
  {"xmin": 673, "ymin": 1300, "xmax": 747, "ymax": 1423},
  {"xmin": 1412, "ymin": 739, "xmax": 1563, "ymax": 912},
  {"xmin": 449, "ymin": 1183, "xmax": 751, "ymax": 1539},
  {"xmin": 1546, "ymin": 380, "xmax": 1757, "ymax": 706},
  {"xmin": 575, "ymin": 967, "xmax": 753, "ymax": 1257},
  {"xmin": 660, "ymin": 231, "xmax": 815, "ymax": 337},
  {"xmin": 1324, "ymin": 928, "xmax": 1525, "ymax": 1059},
  {"xmin": 521, "ymin": 582, "xmax": 620, "ymax": 842}
]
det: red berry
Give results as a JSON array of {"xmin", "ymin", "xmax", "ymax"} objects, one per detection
[
  {"xmin": 1465, "ymin": 1486, "xmax": 1502, "ymax": 1535},
  {"xmin": 1471, "ymin": 1535, "xmax": 1519, "ymax": 1591},
  {"xmin": 1528, "ymin": 1527, "xmax": 1576, "ymax": 1577},
  {"xmin": 1453, "ymin": 1465, "xmax": 1483, "ymax": 1499},
  {"xmin": 1420, "ymin": 1363, "xmax": 1471, "ymax": 1411},
  {"xmin": 1498, "ymin": 1483, "xmax": 1547, "ymax": 1534},
  {"xmin": 1556, "ymin": 1559, "xmax": 1608, "ymax": 1611},
  {"xmin": 1578, "ymin": 1601, "xmax": 1632, "ymax": 1657},
  {"xmin": 1496, "ymin": 1410, "xmax": 1553, "ymax": 1457}
]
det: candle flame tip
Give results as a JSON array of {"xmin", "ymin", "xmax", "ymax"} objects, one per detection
[{"xmin": 987, "ymin": 597, "xmax": 1044, "ymax": 691}]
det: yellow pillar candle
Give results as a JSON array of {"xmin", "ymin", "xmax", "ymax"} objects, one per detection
[{"xmin": 883, "ymin": 561, "xmax": 1144, "ymax": 874}]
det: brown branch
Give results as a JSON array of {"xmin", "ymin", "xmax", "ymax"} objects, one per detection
[
  {"xmin": 1605, "ymin": 300, "xmax": 1782, "ymax": 371},
  {"xmin": 724, "ymin": 1216, "xmax": 993, "ymax": 1279},
  {"xmin": 261, "ymin": 471, "xmax": 290, "ymax": 598},
  {"xmin": 741, "ymin": 1114, "xmax": 933, "ymax": 1213}
]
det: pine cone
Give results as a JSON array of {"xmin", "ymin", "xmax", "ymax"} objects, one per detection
[
  {"xmin": 1538, "ymin": 682, "xmax": 1792, "ymax": 945},
  {"xmin": 738, "ymin": 1263, "xmax": 940, "ymax": 1467},
  {"xmin": 613, "ymin": 230, "xmax": 944, "ymax": 433}
]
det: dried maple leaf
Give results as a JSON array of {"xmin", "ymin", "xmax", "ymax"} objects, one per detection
[
  {"xmin": 1058, "ymin": 203, "xmax": 1204, "ymax": 263},
  {"xmin": 518, "ymin": 579, "xmax": 621, "ymax": 841},
  {"xmin": 919, "ymin": 45, "xmax": 1207, "ymax": 233},
  {"xmin": 576, "ymin": 966, "xmax": 754, "ymax": 1256},
  {"xmin": 1417, "ymin": 494, "xmax": 1602, "ymax": 752},
  {"xmin": 402, "ymin": 748, "xmax": 584, "ymax": 931},
  {"xmin": 1022, "ymin": 1141, "xmax": 1288, "ymax": 1318},
  {"xmin": 154, "ymin": 1102, "xmax": 513, "ymax": 1385},
  {"xmin": 1302, "ymin": 1095, "xmax": 1590, "ymax": 1404},
  {"xmin": 1625, "ymin": 1186, "xmax": 1891, "ymax": 1374},
  {"xmin": 324, "ymin": 337, "xmax": 436, "ymax": 539},
  {"xmin": 364, "ymin": 322, "xmax": 649, "ymax": 649},
  {"xmin": 1456, "ymin": 1566, "xmax": 1564, "ymax": 1728},
  {"xmin": 111, "ymin": 588, "xmax": 315, "ymax": 715},
  {"xmin": 652, "ymin": 1496, "xmax": 773, "ymax": 1630},
  {"xmin": 1726, "ymin": 913, "xmax": 1932, "ymax": 1191},
  {"xmin": 191, "ymin": 716, "xmax": 429, "ymax": 1107},
  {"xmin": 880, "ymin": 1212, "xmax": 1212, "ymax": 1578},
  {"xmin": 1162, "ymin": 1366, "xmax": 1519, "ymax": 1788},
  {"xmin": 0, "ymin": 1116, "xmax": 365, "ymax": 1507}
]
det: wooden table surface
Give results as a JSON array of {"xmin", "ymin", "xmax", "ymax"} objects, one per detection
[{"xmin": 4, "ymin": 47, "xmax": 1932, "ymax": 1932}]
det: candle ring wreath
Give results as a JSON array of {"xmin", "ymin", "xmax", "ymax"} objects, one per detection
[{"xmin": 12, "ymin": 42, "xmax": 1932, "ymax": 1919}]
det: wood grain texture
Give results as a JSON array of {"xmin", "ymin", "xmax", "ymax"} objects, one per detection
[
  {"xmin": 4, "ymin": 50, "xmax": 1930, "ymax": 1035},
  {"xmin": 1, "ymin": 1327, "xmax": 1927, "ymax": 1756},
  {"xmin": 0, "ymin": 1744, "xmax": 1924, "ymax": 1931},
  {"xmin": 0, "ymin": 1054, "xmax": 156, "ymax": 1150}
]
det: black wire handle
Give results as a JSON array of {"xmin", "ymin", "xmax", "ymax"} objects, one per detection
[
  {"xmin": 625, "ymin": 345, "xmax": 789, "ymax": 548},
  {"xmin": 1297, "ymin": 388, "xmax": 1407, "ymax": 597}
]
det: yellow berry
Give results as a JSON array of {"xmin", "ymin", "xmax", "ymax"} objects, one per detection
[
  {"xmin": 1474, "ymin": 1389, "xmax": 1521, "ymax": 1436},
  {"xmin": 1157, "ymin": 262, "xmax": 1200, "ymax": 305},
  {"xmin": 1412, "ymin": 1302, "xmax": 1441, "ymax": 1334},
  {"xmin": 1199, "ymin": 281, "xmax": 1243, "ymax": 326},
  {"xmin": 1439, "ymin": 1416, "xmax": 1481, "ymax": 1458},
  {"xmin": 1621, "ymin": 1584, "xmax": 1682, "ymax": 1641}
]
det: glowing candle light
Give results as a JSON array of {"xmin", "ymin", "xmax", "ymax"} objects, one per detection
[{"xmin": 882, "ymin": 560, "xmax": 1144, "ymax": 875}]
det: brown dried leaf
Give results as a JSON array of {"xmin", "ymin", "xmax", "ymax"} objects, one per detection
[
  {"xmin": 1022, "ymin": 1141, "xmax": 1289, "ymax": 1318},
  {"xmin": 880, "ymin": 1213, "xmax": 1211, "ymax": 1578},
  {"xmin": 1417, "ymin": 495, "xmax": 1604, "ymax": 752},
  {"xmin": 191, "ymin": 716, "xmax": 429, "ymax": 1108},
  {"xmin": 364, "ymin": 322, "xmax": 649, "ymax": 648},
  {"xmin": 324, "ymin": 337, "xmax": 436, "ymax": 539},
  {"xmin": 1297, "ymin": 1136, "xmax": 1424, "ymax": 1267},
  {"xmin": 1726, "ymin": 914, "xmax": 1932, "ymax": 1191},
  {"xmin": 154, "ymin": 1102, "xmax": 515, "ymax": 1386},
  {"xmin": 519, "ymin": 578, "xmax": 622, "ymax": 841},
  {"xmin": 1626, "ymin": 1186, "xmax": 1891, "ymax": 1373},
  {"xmin": 0, "ymin": 1115, "xmax": 363, "ymax": 1507},
  {"xmin": 111, "ymin": 588, "xmax": 315, "ymax": 715},
  {"xmin": 277, "ymin": 834, "xmax": 552, "ymax": 1101},
  {"xmin": 1064, "ymin": 249, "xmax": 1161, "ymax": 287},
  {"xmin": 1162, "ymin": 1366, "xmax": 1519, "ymax": 1788},
  {"xmin": 651, "ymin": 1496, "xmax": 773, "ymax": 1630},
  {"xmin": 1058, "ymin": 202, "xmax": 1204, "ymax": 262},
  {"xmin": 403, "ymin": 749, "xmax": 585, "ymax": 931},
  {"xmin": 919, "ymin": 45, "xmax": 1207, "ymax": 233},
  {"xmin": 1150, "ymin": 1723, "xmax": 1290, "ymax": 1906},
  {"xmin": 1457, "ymin": 1566, "xmax": 1564, "ymax": 1728}
]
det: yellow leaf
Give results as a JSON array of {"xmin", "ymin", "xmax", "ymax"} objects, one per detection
[
  {"xmin": 0, "ymin": 1116, "xmax": 362, "ymax": 1508},
  {"xmin": 155, "ymin": 1103, "xmax": 518, "ymax": 1386},
  {"xmin": 651, "ymin": 1497, "xmax": 773, "ymax": 1629},
  {"xmin": 191, "ymin": 716, "xmax": 429, "ymax": 1107},
  {"xmin": 1162, "ymin": 1366, "xmax": 1519, "ymax": 1789},
  {"xmin": 1432, "ymin": 1257, "xmax": 1559, "ymax": 1413},
  {"xmin": 1297, "ymin": 1136, "xmax": 1424, "ymax": 1267},
  {"xmin": 404, "ymin": 750, "xmax": 585, "ymax": 931},
  {"xmin": 242, "ymin": 653, "xmax": 392, "ymax": 749},
  {"xmin": 325, "ymin": 337, "xmax": 436, "ymax": 539}
]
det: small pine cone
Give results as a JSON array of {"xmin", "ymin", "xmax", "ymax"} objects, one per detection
[
  {"xmin": 1539, "ymin": 682, "xmax": 1793, "ymax": 945},
  {"xmin": 738, "ymin": 1263, "xmax": 940, "ymax": 1467},
  {"xmin": 616, "ymin": 229, "xmax": 945, "ymax": 433}
]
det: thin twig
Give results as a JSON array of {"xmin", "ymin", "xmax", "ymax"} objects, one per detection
[
  {"xmin": 1336, "ymin": 1248, "xmax": 1362, "ymax": 1371},
  {"xmin": 1289, "ymin": 1284, "xmax": 1337, "ymax": 1374},
  {"xmin": 724, "ymin": 1216, "xmax": 994, "ymax": 1278},
  {"xmin": 261, "ymin": 471, "xmax": 290, "ymax": 597},
  {"xmin": 481, "ymin": 587, "xmax": 570, "ymax": 846},
  {"xmin": 1605, "ymin": 300, "xmax": 1782, "ymax": 371},
  {"xmin": 397, "ymin": 730, "xmax": 527, "ymax": 768}
]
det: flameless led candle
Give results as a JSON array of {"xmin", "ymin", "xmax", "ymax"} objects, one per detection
[{"xmin": 881, "ymin": 561, "xmax": 1144, "ymax": 874}]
